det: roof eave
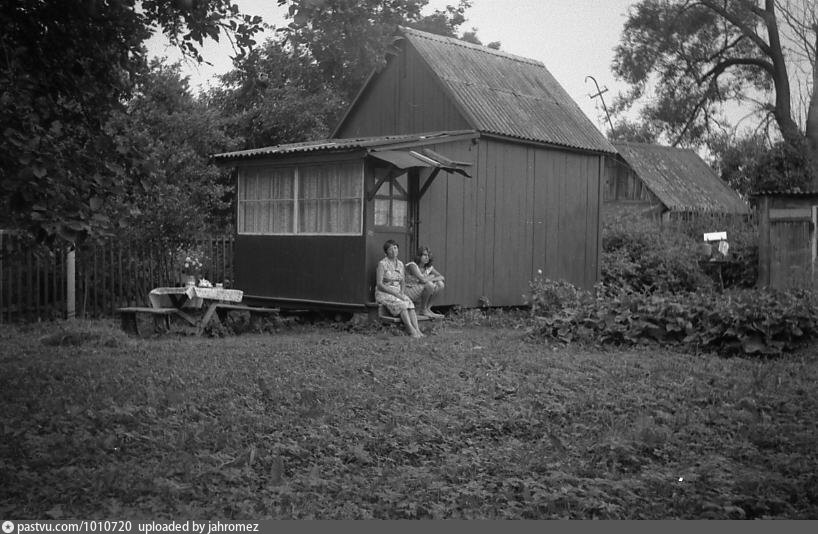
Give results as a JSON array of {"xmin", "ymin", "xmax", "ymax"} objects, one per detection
[{"xmin": 481, "ymin": 132, "xmax": 616, "ymax": 156}]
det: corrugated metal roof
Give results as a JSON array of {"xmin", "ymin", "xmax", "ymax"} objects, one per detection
[
  {"xmin": 613, "ymin": 142, "xmax": 749, "ymax": 214},
  {"xmin": 751, "ymin": 189, "xmax": 818, "ymax": 196},
  {"xmin": 400, "ymin": 27, "xmax": 615, "ymax": 154},
  {"xmin": 212, "ymin": 130, "xmax": 476, "ymax": 161}
]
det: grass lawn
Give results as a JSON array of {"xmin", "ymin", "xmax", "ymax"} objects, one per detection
[{"xmin": 1, "ymin": 314, "xmax": 817, "ymax": 519}]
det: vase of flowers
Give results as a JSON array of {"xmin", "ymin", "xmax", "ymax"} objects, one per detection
[{"xmin": 174, "ymin": 245, "xmax": 204, "ymax": 287}]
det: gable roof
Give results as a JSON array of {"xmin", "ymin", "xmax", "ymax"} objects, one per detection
[
  {"xmin": 335, "ymin": 27, "xmax": 615, "ymax": 154},
  {"xmin": 613, "ymin": 142, "xmax": 749, "ymax": 214}
]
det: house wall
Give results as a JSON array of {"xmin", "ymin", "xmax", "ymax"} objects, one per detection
[
  {"xmin": 416, "ymin": 137, "xmax": 602, "ymax": 307},
  {"xmin": 236, "ymin": 235, "xmax": 367, "ymax": 307},
  {"xmin": 232, "ymin": 153, "xmax": 369, "ymax": 309},
  {"xmin": 335, "ymin": 41, "xmax": 471, "ymax": 137},
  {"xmin": 602, "ymin": 155, "xmax": 663, "ymax": 220}
]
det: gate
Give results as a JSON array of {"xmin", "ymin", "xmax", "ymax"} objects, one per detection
[{"xmin": 760, "ymin": 206, "xmax": 817, "ymax": 289}]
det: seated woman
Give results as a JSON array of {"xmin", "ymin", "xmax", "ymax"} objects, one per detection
[
  {"xmin": 404, "ymin": 246, "xmax": 445, "ymax": 318},
  {"xmin": 375, "ymin": 239, "xmax": 425, "ymax": 338}
]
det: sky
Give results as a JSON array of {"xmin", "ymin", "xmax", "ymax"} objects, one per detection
[{"xmin": 146, "ymin": 0, "xmax": 638, "ymax": 134}]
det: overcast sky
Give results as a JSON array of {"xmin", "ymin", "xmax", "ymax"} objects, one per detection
[{"xmin": 146, "ymin": 0, "xmax": 638, "ymax": 134}]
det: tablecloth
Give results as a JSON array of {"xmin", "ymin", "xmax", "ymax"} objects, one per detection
[{"xmin": 149, "ymin": 286, "xmax": 244, "ymax": 309}]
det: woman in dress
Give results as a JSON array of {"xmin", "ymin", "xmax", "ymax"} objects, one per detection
[
  {"xmin": 375, "ymin": 239, "xmax": 424, "ymax": 338},
  {"xmin": 404, "ymin": 246, "xmax": 445, "ymax": 318}
]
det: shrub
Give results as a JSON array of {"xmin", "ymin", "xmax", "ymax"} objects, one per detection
[
  {"xmin": 602, "ymin": 213, "xmax": 714, "ymax": 294},
  {"xmin": 524, "ymin": 272, "xmax": 589, "ymax": 316},
  {"xmin": 666, "ymin": 212, "xmax": 759, "ymax": 288},
  {"xmin": 530, "ymin": 285, "xmax": 818, "ymax": 356}
]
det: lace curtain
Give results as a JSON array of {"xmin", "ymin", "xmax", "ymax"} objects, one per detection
[{"xmin": 238, "ymin": 162, "xmax": 362, "ymax": 234}]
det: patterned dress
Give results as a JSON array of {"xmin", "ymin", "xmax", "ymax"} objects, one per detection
[
  {"xmin": 404, "ymin": 262, "xmax": 443, "ymax": 302},
  {"xmin": 403, "ymin": 261, "xmax": 425, "ymax": 302},
  {"xmin": 375, "ymin": 257, "xmax": 415, "ymax": 315}
]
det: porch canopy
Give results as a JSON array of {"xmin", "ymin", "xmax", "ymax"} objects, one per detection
[{"xmin": 212, "ymin": 130, "xmax": 474, "ymax": 200}]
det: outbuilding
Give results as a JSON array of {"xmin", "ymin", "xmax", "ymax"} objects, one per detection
[
  {"xmin": 604, "ymin": 141, "xmax": 749, "ymax": 220},
  {"xmin": 753, "ymin": 190, "xmax": 818, "ymax": 289},
  {"xmin": 213, "ymin": 27, "xmax": 615, "ymax": 311}
]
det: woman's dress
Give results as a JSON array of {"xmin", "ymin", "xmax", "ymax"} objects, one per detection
[{"xmin": 375, "ymin": 258, "xmax": 415, "ymax": 314}]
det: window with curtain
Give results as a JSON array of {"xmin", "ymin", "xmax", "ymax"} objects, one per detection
[
  {"xmin": 237, "ymin": 161, "xmax": 363, "ymax": 235},
  {"xmin": 374, "ymin": 172, "xmax": 408, "ymax": 228}
]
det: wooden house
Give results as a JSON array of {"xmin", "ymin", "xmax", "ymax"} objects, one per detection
[
  {"xmin": 754, "ymin": 191, "xmax": 818, "ymax": 289},
  {"xmin": 604, "ymin": 141, "xmax": 749, "ymax": 220},
  {"xmin": 213, "ymin": 27, "xmax": 615, "ymax": 311}
]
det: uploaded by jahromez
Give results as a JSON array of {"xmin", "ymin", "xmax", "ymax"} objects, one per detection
[{"xmin": 140, "ymin": 522, "xmax": 258, "ymax": 534}]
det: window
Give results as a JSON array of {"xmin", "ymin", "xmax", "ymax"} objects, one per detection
[
  {"xmin": 374, "ymin": 173, "xmax": 408, "ymax": 228},
  {"xmin": 238, "ymin": 162, "xmax": 363, "ymax": 235}
]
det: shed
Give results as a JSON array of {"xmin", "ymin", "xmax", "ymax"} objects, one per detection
[
  {"xmin": 214, "ymin": 27, "xmax": 615, "ymax": 311},
  {"xmin": 605, "ymin": 141, "xmax": 749, "ymax": 220},
  {"xmin": 754, "ymin": 190, "xmax": 818, "ymax": 289}
]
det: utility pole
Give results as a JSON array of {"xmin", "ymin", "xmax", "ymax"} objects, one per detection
[{"xmin": 585, "ymin": 75, "xmax": 614, "ymax": 136}]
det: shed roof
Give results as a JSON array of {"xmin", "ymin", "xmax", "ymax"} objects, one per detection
[
  {"xmin": 613, "ymin": 141, "xmax": 749, "ymax": 214},
  {"xmin": 336, "ymin": 27, "xmax": 615, "ymax": 154},
  {"xmin": 211, "ymin": 130, "xmax": 477, "ymax": 161}
]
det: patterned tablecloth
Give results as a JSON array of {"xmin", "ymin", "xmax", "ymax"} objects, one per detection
[{"xmin": 149, "ymin": 286, "xmax": 243, "ymax": 309}]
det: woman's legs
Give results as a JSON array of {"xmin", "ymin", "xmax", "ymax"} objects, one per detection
[
  {"xmin": 400, "ymin": 309, "xmax": 423, "ymax": 337},
  {"xmin": 422, "ymin": 282, "xmax": 445, "ymax": 318},
  {"xmin": 409, "ymin": 309, "xmax": 425, "ymax": 336},
  {"xmin": 418, "ymin": 282, "xmax": 435, "ymax": 314}
]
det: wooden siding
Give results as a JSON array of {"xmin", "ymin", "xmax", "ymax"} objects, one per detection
[
  {"xmin": 757, "ymin": 194, "xmax": 818, "ymax": 289},
  {"xmin": 416, "ymin": 138, "xmax": 601, "ymax": 307},
  {"xmin": 236, "ymin": 235, "xmax": 367, "ymax": 306},
  {"xmin": 604, "ymin": 156, "xmax": 661, "ymax": 203},
  {"xmin": 336, "ymin": 42, "xmax": 471, "ymax": 138}
]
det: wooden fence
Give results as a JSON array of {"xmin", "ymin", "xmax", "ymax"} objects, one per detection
[{"xmin": 0, "ymin": 234, "xmax": 234, "ymax": 323}]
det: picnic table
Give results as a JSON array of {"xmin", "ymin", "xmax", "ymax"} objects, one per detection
[{"xmin": 118, "ymin": 286, "xmax": 278, "ymax": 335}]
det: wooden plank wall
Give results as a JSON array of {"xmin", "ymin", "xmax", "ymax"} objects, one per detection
[
  {"xmin": 418, "ymin": 138, "xmax": 602, "ymax": 307},
  {"xmin": 335, "ymin": 42, "xmax": 471, "ymax": 138},
  {"xmin": 757, "ymin": 195, "xmax": 818, "ymax": 289}
]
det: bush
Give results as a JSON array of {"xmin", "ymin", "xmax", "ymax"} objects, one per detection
[
  {"xmin": 524, "ymin": 272, "xmax": 588, "ymax": 316},
  {"xmin": 602, "ymin": 211, "xmax": 758, "ymax": 292},
  {"xmin": 602, "ymin": 213, "xmax": 714, "ymax": 293},
  {"xmin": 530, "ymin": 284, "xmax": 818, "ymax": 356},
  {"xmin": 666, "ymin": 212, "xmax": 758, "ymax": 288}
]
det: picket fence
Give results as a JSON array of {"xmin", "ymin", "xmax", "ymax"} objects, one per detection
[{"xmin": 0, "ymin": 233, "xmax": 234, "ymax": 323}]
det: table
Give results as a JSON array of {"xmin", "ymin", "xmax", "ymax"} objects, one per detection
[{"xmin": 149, "ymin": 286, "xmax": 244, "ymax": 333}]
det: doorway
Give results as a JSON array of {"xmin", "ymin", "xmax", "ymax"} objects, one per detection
[{"xmin": 372, "ymin": 169, "xmax": 418, "ymax": 261}]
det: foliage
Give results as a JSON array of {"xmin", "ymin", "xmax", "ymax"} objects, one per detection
[
  {"xmin": 664, "ymin": 212, "xmax": 759, "ymax": 289},
  {"xmin": 523, "ymin": 272, "xmax": 588, "ymax": 317},
  {"xmin": 0, "ymin": 0, "xmax": 262, "ymax": 243},
  {"xmin": 710, "ymin": 132, "xmax": 814, "ymax": 195},
  {"xmin": 1, "ymin": 320, "xmax": 817, "ymax": 518},
  {"xmin": 206, "ymin": 40, "xmax": 346, "ymax": 148},
  {"xmin": 601, "ymin": 213, "xmax": 715, "ymax": 294},
  {"xmin": 109, "ymin": 60, "xmax": 236, "ymax": 244},
  {"xmin": 277, "ymin": 0, "xmax": 478, "ymax": 100},
  {"xmin": 611, "ymin": 0, "xmax": 817, "ymax": 174},
  {"xmin": 174, "ymin": 244, "xmax": 206, "ymax": 276},
  {"xmin": 531, "ymin": 284, "xmax": 818, "ymax": 357}
]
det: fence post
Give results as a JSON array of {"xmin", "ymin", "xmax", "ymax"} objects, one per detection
[{"xmin": 66, "ymin": 246, "xmax": 76, "ymax": 320}]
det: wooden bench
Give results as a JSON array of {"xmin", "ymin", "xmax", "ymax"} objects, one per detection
[
  {"xmin": 117, "ymin": 307, "xmax": 180, "ymax": 336},
  {"xmin": 212, "ymin": 303, "xmax": 280, "ymax": 325},
  {"xmin": 366, "ymin": 302, "xmax": 431, "ymax": 324}
]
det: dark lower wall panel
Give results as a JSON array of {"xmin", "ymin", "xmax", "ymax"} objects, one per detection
[{"xmin": 235, "ymin": 235, "xmax": 367, "ymax": 305}]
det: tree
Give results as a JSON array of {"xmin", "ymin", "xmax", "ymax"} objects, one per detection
[
  {"xmin": 206, "ymin": 40, "xmax": 346, "ymax": 147},
  {"xmin": 0, "ymin": 0, "xmax": 262, "ymax": 243},
  {"xmin": 611, "ymin": 0, "xmax": 816, "ymax": 179},
  {"xmin": 210, "ymin": 0, "xmax": 489, "ymax": 151},
  {"xmin": 276, "ymin": 0, "xmax": 488, "ymax": 101},
  {"xmin": 107, "ymin": 60, "xmax": 237, "ymax": 245}
]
